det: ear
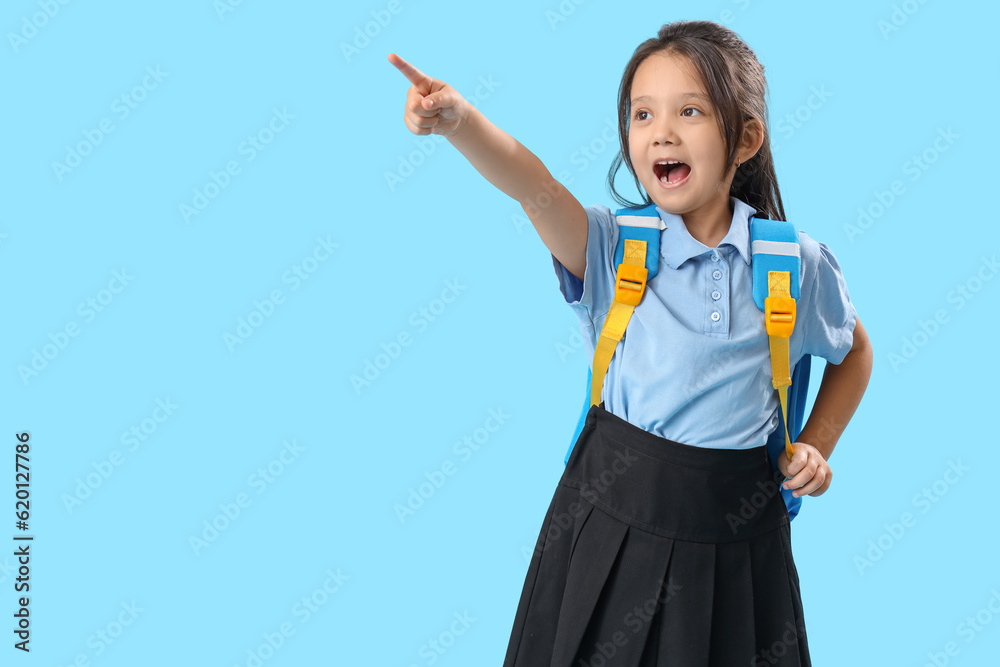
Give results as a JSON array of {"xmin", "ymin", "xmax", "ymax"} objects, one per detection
[{"xmin": 738, "ymin": 118, "xmax": 765, "ymax": 162}]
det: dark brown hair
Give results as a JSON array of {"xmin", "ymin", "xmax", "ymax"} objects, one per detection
[{"xmin": 606, "ymin": 20, "xmax": 786, "ymax": 221}]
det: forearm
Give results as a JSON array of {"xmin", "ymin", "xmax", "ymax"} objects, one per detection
[
  {"xmin": 447, "ymin": 105, "xmax": 556, "ymax": 206},
  {"xmin": 796, "ymin": 317, "xmax": 873, "ymax": 460}
]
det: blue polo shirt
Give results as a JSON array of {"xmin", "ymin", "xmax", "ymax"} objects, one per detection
[{"xmin": 551, "ymin": 196, "xmax": 857, "ymax": 450}]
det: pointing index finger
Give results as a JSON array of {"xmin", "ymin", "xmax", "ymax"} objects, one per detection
[{"xmin": 388, "ymin": 53, "xmax": 432, "ymax": 92}]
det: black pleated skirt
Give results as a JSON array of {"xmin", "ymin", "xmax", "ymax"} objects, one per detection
[{"xmin": 503, "ymin": 403, "xmax": 811, "ymax": 667}]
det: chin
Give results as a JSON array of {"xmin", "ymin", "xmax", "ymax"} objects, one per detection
[{"xmin": 645, "ymin": 183, "xmax": 689, "ymax": 209}]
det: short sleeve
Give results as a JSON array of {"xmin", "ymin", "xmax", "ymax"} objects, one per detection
[
  {"xmin": 550, "ymin": 204, "xmax": 617, "ymax": 329},
  {"xmin": 796, "ymin": 232, "xmax": 858, "ymax": 364}
]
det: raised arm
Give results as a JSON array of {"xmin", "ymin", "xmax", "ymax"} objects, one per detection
[{"xmin": 389, "ymin": 53, "xmax": 588, "ymax": 282}]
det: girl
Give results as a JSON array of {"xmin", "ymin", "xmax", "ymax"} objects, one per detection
[{"xmin": 390, "ymin": 20, "xmax": 872, "ymax": 666}]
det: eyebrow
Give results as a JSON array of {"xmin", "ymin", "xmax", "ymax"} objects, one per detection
[{"xmin": 631, "ymin": 92, "xmax": 708, "ymax": 104}]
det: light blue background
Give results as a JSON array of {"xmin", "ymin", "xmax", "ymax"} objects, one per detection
[{"xmin": 3, "ymin": 0, "xmax": 998, "ymax": 664}]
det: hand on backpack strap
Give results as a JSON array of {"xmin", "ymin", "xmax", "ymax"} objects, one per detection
[{"xmin": 777, "ymin": 442, "xmax": 832, "ymax": 498}]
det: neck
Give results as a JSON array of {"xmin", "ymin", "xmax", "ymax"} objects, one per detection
[{"xmin": 681, "ymin": 197, "xmax": 734, "ymax": 248}]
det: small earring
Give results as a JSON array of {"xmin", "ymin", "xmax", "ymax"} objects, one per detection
[{"xmin": 736, "ymin": 159, "xmax": 741, "ymax": 168}]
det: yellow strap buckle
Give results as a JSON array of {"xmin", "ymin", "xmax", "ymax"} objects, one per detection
[
  {"xmin": 765, "ymin": 295, "xmax": 796, "ymax": 338},
  {"xmin": 614, "ymin": 263, "xmax": 648, "ymax": 306},
  {"xmin": 764, "ymin": 270, "xmax": 796, "ymax": 460}
]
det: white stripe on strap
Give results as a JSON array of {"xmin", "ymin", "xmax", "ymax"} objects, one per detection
[
  {"xmin": 617, "ymin": 215, "xmax": 667, "ymax": 230},
  {"xmin": 751, "ymin": 239, "xmax": 800, "ymax": 257}
]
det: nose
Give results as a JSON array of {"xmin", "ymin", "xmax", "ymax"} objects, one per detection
[{"xmin": 651, "ymin": 115, "xmax": 678, "ymax": 146}]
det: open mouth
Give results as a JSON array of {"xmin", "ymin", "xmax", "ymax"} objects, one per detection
[{"xmin": 653, "ymin": 160, "xmax": 692, "ymax": 186}]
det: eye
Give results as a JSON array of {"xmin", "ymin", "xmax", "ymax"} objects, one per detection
[
  {"xmin": 682, "ymin": 107, "xmax": 703, "ymax": 117},
  {"xmin": 633, "ymin": 109, "xmax": 649, "ymax": 121}
]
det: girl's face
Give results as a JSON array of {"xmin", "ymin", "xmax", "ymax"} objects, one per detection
[{"xmin": 628, "ymin": 51, "xmax": 735, "ymax": 229}]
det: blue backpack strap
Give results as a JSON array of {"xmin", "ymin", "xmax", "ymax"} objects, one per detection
[
  {"xmin": 751, "ymin": 216, "xmax": 809, "ymax": 521},
  {"xmin": 564, "ymin": 203, "xmax": 662, "ymax": 464},
  {"xmin": 750, "ymin": 218, "xmax": 801, "ymax": 307},
  {"xmin": 612, "ymin": 203, "xmax": 664, "ymax": 281}
]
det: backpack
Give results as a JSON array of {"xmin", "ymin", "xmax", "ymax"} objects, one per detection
[{"xmin": 562, "ymin": 203, "xmax": 812, "ymax": 520}]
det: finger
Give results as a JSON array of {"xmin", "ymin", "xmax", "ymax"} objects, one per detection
[
  {"xmin": 422, "ymin": 88, "xmax": 458, "ymax": 112},
  {"xmin": 783, "ymin": 449, "xmax": 807, "ymax": 477},
  {"xmin": 808, "ymin": 468, "xmax": 833, "ymax": 497},
  {"xmin": 407, "ymin": 86, "xmax": 438, "ymax": 119},
  {"xmin": 782, "ymin": 450, "xmax": 810, "ymax": 485},
  {"xmin": 406, "ymin": 106, "xmax": 440, "ymax": 129},
  {"xmin": 411, "ymin": 115, "xmax": 439, "ymax": 130},
  {"xmin": 403, "ymin": 113, "xmax": 433, "ymax": 136},
  {"xmin": 783, "ymin": 460, "xmax": 816, "ymax": 493},
  {"xmin": 388, "ymin": 53, "xmax": 432, "ymax": 92},
  {"xmin": 795, "ymin": 470, "xmax": 827, "ymax": 497}
]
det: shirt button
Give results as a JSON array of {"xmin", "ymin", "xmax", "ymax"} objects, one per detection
[
  {"xmin": 711, "ymin": 311, "xmax": 721, "ymax": 322},
  {"xmin": 711, "ymin": 290, "xmax": 721, "ymax": 300},
  {"xmin": 713, "ymin": 270, "xmax": 722, "ymax": 280},
  {"xmin": 711, "ymin": 252, "xmax": 720, "ymax": 262}
]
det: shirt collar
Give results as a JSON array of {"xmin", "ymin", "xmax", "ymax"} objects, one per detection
[{"xmin": 655, "ymin": 196, "xmax": 757, "ymax": 269}]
